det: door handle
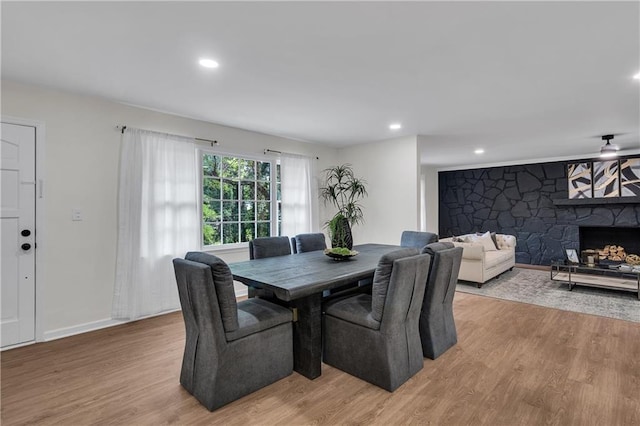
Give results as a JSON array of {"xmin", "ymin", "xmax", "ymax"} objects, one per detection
[
  {"xmin": 21, "ymin": 229, "xmax": 31, "ymax": 237},
  {"xmin": 21, "ymin": 243, "xmax": 31, "ymax": 251}
]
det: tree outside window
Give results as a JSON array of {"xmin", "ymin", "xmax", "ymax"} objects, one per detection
[{"xmin": 202, "ymin": 153, "xmax": 280, "ymax": 246}]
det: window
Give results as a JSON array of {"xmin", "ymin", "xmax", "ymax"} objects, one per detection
[{"xmin": 202, "ymin": 153, "xmax": 281, "ymax": 247}]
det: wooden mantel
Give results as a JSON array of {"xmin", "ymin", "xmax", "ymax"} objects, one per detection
[{"xmin": 553, "ymin": 197, "xmax": 640, "ymax": 206}]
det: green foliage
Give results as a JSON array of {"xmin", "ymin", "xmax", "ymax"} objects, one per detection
[
  {"xmin": 201, "ymin": 154, "xmax": 281, "ymax": 246},
  {"xmin": 319, "ymin": 164, "xmax": 368, "ymax": 226},
  {"xmin": 241, "ymin": 223, "xmax": 255, "ymax": 242},
  {"xmin": 257, "ymin": 222, "xmax": 270, "ymax": 237},
  {"xmin": 328, "ymin": 247, "xmax": 352, "ymax": 255},
  {"xmin": 203, "ymin": 222, "xmax": 220, "ymax": 245},
  {"xmin": 320, "ymin": 164, "xmax": 367, "ymax": 247},
  {"xmin": 257, "ymin": 161, "xmax": 271, "ymax": 181}
]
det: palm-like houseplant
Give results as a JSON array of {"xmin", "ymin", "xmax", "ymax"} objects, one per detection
[{"xmin": 319, "ymin": 164, "xmax": 368, "ymax": 249}]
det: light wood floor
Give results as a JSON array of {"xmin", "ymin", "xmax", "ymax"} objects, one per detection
[{"xmin": 2, "ymin": 292, "xmax": 639, "ymax": 425}]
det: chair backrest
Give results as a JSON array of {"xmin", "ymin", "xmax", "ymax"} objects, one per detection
[
  {"xmin": 400, "ymin": 231, "xmax": 438, "ymax": 249},
  {"xmin": 185, "ymin": 252, "xmax": 239, "ymax": 332},
  {"xmin": 375, "ymin": 251, "xmax": 431, "ymax": 331},
  {"xmin": 420, "ymin": 242, "xmax": 463, "ymax": 307},
  {"xmin": 173, "ymin": 258, "xmax": 225, "ymax": 390},
  {"xmin": 292, "ymin": 233, "xmax": 327, "ymax": 254},
  {"xmin": 249, "ymin": 236, "xmax": 292, "ymax": 259},
  {"xmin": 370, "ymin": 247, "xmax": 420, "ymax": 322}
]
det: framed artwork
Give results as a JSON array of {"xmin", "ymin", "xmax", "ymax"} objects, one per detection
[
  {"xmin": 567, "ymin": 162, "xmax": 592, "ymax": 199},
  {"xmin": 620, "ymin": 158, "xmax": 640, "ymax": 197},
  {"xmin": 592, "ymin": 160, "xmax": 619, "ymax": 198},
  {"xmin": 565, "ymin": 249, "xmax": 579, "ymax": 264}
]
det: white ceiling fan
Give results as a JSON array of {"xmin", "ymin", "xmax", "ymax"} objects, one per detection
[
  {"xmin": 597, "ymin": 134, "xmax": 640, "ymax": 158},
  {"xmin": 599, "ymin": 134, "xmax": 619, "ymax": 158}
]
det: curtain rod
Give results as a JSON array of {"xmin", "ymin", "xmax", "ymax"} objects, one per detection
[
  {"xmin": 116, "ymin": 125, "xmax": 220, "ymax": 146},
  {"xmin": 264, "ymin": 148, "xmax": 319, "ymax": 160}
]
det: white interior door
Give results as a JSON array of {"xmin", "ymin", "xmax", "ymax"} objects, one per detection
[{"xmin": 1, "ymin": 122, "xmax": 36, "ymax": 347}]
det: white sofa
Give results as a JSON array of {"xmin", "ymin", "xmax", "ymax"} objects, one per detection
[{"xmin": 439, "ymin": 233, "xmax": 516, "ymax": 287}]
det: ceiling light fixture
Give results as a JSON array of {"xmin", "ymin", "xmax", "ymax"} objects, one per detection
[
  {"xmin": 634, "ymin": 72, "xmax": 640, "ymax": 80},
  {"xmin": 474, "ymin": 148, "xmax": 485, "ymax": 154},
  {"xmin": 600, "ymin": 134, "xmax": 619, "ymax": 158},
  {"xmin": 389, "ymin": 123, "xmax": 402, "ymax": 130},
  {"xmin": 199, "ymin": 58, "xmax": 219, "ymax": 69}
]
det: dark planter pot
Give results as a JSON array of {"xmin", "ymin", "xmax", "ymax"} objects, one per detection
[{"xmin": 331, "ymin": 216, "xmax": 353, "ymax": 250}]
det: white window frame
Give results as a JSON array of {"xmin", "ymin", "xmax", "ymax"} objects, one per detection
[{"xmin": 199, "ymin": 148, "xmax": 280, "ymax": 251}]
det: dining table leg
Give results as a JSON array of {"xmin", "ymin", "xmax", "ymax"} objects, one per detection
[{"xmin": 289, "ymin": 292, "xmax": 323, "ymax": 379}]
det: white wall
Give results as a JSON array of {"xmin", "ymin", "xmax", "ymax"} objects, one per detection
[
  {"xmin": 417, "ymin": 136, "xmax": 441, "ymax": 236},
  {"xmin": 421, "ymin": 165, "xmax": 439, "ymax": 234},
  {"xmin": 337, "ymin": 136, "xmax": 420, "ymax": 245},
  {"xmin": 1, "ymin": 80, "xmax": 337, "ymax": 338}
]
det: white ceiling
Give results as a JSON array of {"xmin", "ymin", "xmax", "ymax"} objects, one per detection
[{"xmin": 2, "ymin": 1, "xmax": 639, "ymax": 168}]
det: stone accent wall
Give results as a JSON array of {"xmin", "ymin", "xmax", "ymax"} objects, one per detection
[{"xmin": 438, "ymin": 161, "xmax": 640, "ymax": 265}]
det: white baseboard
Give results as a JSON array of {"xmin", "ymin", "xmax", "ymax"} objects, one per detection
[
  {"xmin": 1, "ymin": 340, "xmax": 37, "ymax": 351},
  {"xmin": 43, "ymin": 318, "xmax": 126, "ymax": 341},
  {"xmin": 41, "ymin": 294, "xmax": 248, "ymax": 342},
  {"xmin": 42, "ymin": 308, "xmax": 184, "ymax": 342}
]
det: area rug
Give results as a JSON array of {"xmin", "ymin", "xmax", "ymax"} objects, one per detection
[{"xmin": 456, "ymin": 267, "xmax": 640, "ymax": 323}]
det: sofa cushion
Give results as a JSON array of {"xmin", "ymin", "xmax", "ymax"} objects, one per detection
[{"xmin": 484, "ymin": 250, "xmax": 513, "ymax": 269}]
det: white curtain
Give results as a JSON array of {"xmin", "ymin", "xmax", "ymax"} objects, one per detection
[
  {"xmin": 280, "ymin": 153, "xmax": 319, "ymax": 237},
  {"xmin": 113, "ymin": 129, "xmax": 198, "ymax": 320}
]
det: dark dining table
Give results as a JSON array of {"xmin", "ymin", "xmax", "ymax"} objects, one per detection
[{"xmin": 228, "ymin": 243, "xmax": 401, "ymax": 379}]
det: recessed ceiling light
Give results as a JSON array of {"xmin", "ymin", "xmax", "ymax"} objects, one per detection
[
  {"xmin": 199, "ymin": 58, "xmax": 219, "ymax": 69},
  {"xmin": 474, "ymin": 149, "xmax": 485, "ymax": 155},
  {"xmin": 389, "ymin": 123, "xmax": 402, "ymax": 130},
  {"xmin": 634, "ymin": 72, "xmax": 640, "ymax": 80}
]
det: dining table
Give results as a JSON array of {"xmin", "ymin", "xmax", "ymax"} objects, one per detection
[{"xmin": 228, "ymin": 243, "xmax": 402, "ymax": 379}]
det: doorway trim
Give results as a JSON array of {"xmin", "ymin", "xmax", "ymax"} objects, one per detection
[{"xmin": 2, "ymin": 115, "xmax": 46, "ymax": 345}]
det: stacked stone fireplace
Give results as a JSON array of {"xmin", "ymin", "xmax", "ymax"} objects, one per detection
[{"xmin": 439, "ymin": 159, "xmax": 640, "ymax": 266}]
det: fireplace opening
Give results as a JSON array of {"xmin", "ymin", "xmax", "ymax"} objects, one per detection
[{"xmin": 579, "ymin": 226, "xmax": 640, "ymax": 263}]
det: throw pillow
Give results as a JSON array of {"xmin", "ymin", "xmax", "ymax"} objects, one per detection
[
  {"xmin": 476, "ymin": 231, "xmax": 498, "ymax": 248},
  {"xmin": 474, "ymin": 231, "xmax": 497, "ymax": 251}
]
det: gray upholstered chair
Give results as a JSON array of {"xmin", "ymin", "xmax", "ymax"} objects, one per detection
[
  {"xmin": 249, "ymin": 236, "xmax": 292, "ymax": 259},
  {"xmin": 401, "ymin": 230, "xmax": 439, "ymax": 249},
  {"xmin": 322, "ymin": 248, "xmax": 431, "ymax": 391},
  {"xmin": 419, "ymin": 242, "xmax": 463, "ymax": 359},
  {"xmin": 173, "ymin": 252, "xmax": 293, "ymax": 411},
  {"xmin": 291, "ymin": 233, "xmax": 327, "ymax": 254},
  {"xmin": 248, "ymin": 236, "xmax": 292, "ymax": 297}
]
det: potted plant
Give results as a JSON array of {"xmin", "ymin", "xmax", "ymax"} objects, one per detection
[{"xmin": 319, "ymin": 164, "xmax": 368, "ymax": 249}]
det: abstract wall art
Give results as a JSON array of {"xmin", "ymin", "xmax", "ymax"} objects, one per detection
[
  {"xmin": 592, "ymin": 160, "xmax": 619, "ymax": 198},
  {"xmin": 620, "ymin": 158, "xmax": 640, "ymax": 197},
  {"xmin": 568, "ymin": 162, "xmax": 592, "ymax": 199}
]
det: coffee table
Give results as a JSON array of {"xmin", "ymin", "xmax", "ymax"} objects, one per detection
[{"xmin": 551, "ymin": 262, "xmax": 640, "ymax": 300}]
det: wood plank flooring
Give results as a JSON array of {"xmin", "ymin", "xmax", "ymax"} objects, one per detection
[{"xmin": 2, "ymin": 292, "xmax": 639, "ymax": 425}]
